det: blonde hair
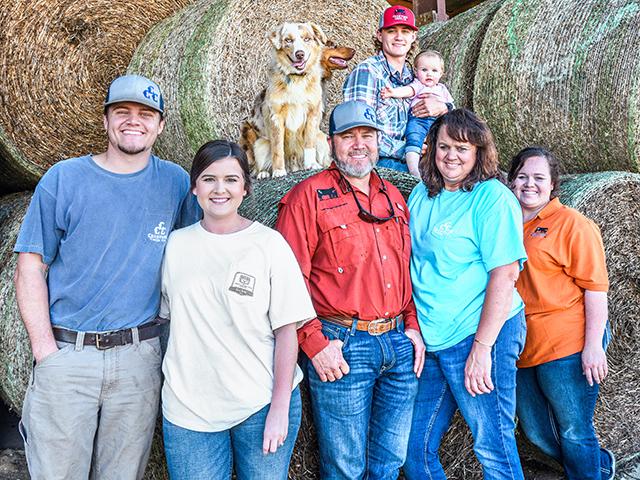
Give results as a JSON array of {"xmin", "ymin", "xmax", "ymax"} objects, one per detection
[{"xmin": 413, "ymin": 49, "xmax": 445, "ymax": 72}]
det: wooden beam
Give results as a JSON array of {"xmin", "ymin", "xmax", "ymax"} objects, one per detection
[{"xmin": 412, "ymin": 0, "xmax": 449, "ymax": 24}]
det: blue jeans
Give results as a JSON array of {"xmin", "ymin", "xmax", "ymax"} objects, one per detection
[
  {"xmin": 163, "ymin": 386, "xmax": 301, "ymax": 480},
  {"xmin": 405, "ymin": 114, "xmax": 436, "ymax": 155},
  {"xmin": 307, "ymin": 319, "xmax": 419, "ymax": 479},
  {"xmin": 377, "ymin": 157, "xmax": 409, "ymax": 173},
  {"xmin": 405, "ymin": 310, "xmax": 526, "ymax": 480},
  {"xmin": 516, "ymin": 346, "xmax": 614, "ymax": 480}
]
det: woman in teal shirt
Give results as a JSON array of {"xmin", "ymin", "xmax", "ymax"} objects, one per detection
[{"xmin": 404, "ymin": 109, "xmax": 527, "ymax": 480}]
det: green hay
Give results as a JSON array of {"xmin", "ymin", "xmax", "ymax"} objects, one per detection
[
  {"xmin": 419, "ymin": 0, "xmax": 505, "ymax": 109},
  {"xmin": 127, "ymin": 0, "xmax": 389, "ymax": 172},
  {"xmin": 474, "ymin": 0, "xmax": 640, "ymax": 172}
]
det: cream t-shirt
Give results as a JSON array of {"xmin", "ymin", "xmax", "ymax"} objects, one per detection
[{"xmin": 160, "ymin": 221, "xmax": 315, "ymax": 432}]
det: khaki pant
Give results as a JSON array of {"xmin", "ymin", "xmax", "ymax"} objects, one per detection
[{"xmin": 19, "ymin": 336, "xmax": 162, "ymax": 480}]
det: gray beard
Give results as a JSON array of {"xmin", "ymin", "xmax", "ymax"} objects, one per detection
[{"xmin": 333, "ymin": 152, "xmax": 377, "ymax": 179}]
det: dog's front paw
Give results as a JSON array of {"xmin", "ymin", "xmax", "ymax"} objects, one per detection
[
  {"xmin": 272, "ymin": 168, "xmax": 288, "ymax": 178},
  {"xmin": 256, "ymin": 171, "xmax": 271, "ymax": 180},
  {"xmin": 305, "ymin": 161, "xmax": 322, "ymax": 171}
]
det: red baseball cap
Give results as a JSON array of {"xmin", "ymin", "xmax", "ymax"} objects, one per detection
[{"xmin": 379, "ymin": 6, "xmax": 418, "ymax": 31}]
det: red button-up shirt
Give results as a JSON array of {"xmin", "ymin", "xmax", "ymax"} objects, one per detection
[{"xmin": 275, "ymin": 164, "xmax": 418, "ymax": 358}]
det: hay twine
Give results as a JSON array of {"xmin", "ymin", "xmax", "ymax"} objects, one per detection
[
  {"xmin": 1, "ymin": 171, "xmax": 638, "ymax": 477},
  {"xmin": 0, "ymin": 0, "xmax": 192, "ymax": 193},
  {"xmin": 127, "ymin": 0, "xmax": 388, "ymax": 171},
  {"xmin": 473, "ymin": 0, "xmax": 640, "ymax": 173},
  {"xmin": 419, "ymin": 0, "xmax": 505, "ymax": 109}
]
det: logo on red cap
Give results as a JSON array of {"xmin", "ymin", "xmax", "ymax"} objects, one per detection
[{"xmin": 379, "ymin": 6, "xmax": 418, "ymax": 31}]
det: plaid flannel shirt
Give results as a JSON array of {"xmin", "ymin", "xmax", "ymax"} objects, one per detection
[{"xmin": 342, "ymin": 52, "xmax": 414, "ymax": 160}]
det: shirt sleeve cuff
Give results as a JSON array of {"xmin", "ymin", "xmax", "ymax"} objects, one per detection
[{"xmin": 297, "ymin": 320, "xmax": 330, "ymax": 358}]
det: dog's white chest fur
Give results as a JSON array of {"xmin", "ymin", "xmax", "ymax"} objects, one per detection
[{"xmin": 285, "ymin": 103, "xmax": 306, "ymax": 132}]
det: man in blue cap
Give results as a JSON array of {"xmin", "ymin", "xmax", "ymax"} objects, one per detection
[
  {"xmin": 276, "ymin": 100, "xmax": 426, "ymax": 479},
  {"xmin": 14, "ymin": 74, "xmax": 198, "ymax": 479}
]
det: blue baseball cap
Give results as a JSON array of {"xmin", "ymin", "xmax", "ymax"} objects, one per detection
[
  {"xmin": 329, "ymin": 101, "xmax": 380, "ymax": 135},
  {"xmin": 104, "ymin": 74, "xmax": 164, "ymax": 114}
]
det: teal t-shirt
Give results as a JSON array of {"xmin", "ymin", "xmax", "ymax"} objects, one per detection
[{"xmin": 408, "ymin": 179, "xmax": 526, "ymax": 352}]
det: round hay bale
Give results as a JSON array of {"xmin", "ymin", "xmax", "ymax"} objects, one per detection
[
  {"xmin": 126, "ymin": 0, "xmax": 388, "ymax": 170},
  {"xmin": 2, "ymin": 171, "xmax": 638, "ymax": 477},
  {"xmin": 474, "ymin": 0, "xmax": 640, "ymax": 172},
  {"xmin": 419, "ymin": 0, "xmax": 505, "ymax": 109},
  {"xmin": 558, "ymin": 172, "xmax": 640, "ymax": 464},
  {"xmin": 0, "ymin": 192, "xmax": 33, "ymax": 413},
  {"xmin": 0, "ymin": 0, "xmax": 193, "ymax": 193}
]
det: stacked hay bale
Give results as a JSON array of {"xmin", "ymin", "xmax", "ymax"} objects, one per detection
[
  {"xmin": 0, "ymin": 0, "xmax": 193, "ymax": 193},
  {"xmin": 419, "ymin": 0, "xmax": 505, "ymax": 109},
  {"xmin": 560, "ymin": 172, "xmax": 640, "ymax": 466},
  {"xmin": 1, "ymin": 169, "xmax": 639, "ymax": 478},
  {"xmin": 127, "ymin": 0, "xmax": 388, "ymax": 170},
  {"xmin": 242, "ymin": 169, "xmax": 640, "ymax": 478},
  {"xmin": 419, "ymin": 0, "xmax": 640, "ymax": 173},
  {"xmin": 0, "ymin": 193, "xmax": 32, "ymax": 414},
  {"xmin": 473, "ymin": 0, "xmax": 640, "ymax": 172}
]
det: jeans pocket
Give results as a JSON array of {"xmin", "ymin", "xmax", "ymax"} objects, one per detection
[
  {"xmin": 321, "ymin": 322, "xmax": 350, "ymax": 350},
  {"xmin": 516, "ymin": 310, "xmax": 527, "ymax": 357},
  {"xmin": 18, "ymin": 420, "xmax": 28, "ymax": 446},
  {"xmin": 35, "ymin": 344, "xmax": 73, "ymax": 368}
]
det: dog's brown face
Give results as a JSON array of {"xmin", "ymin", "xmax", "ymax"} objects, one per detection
[
  {"xmin": 269, "ymin": 22, "xmax": 327, "ymax": 75},
  {"xmin": 321, "ymin": 41, "xmax": 356, "ymax": 76}
]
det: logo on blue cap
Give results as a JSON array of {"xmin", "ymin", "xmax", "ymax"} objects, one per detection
[
  {"xmin": 364, "ymin": 108, "xmax": 376, "ymax": 122},
  {"xmin": 143, "ymin": 86, "xmax": 159, "ymax": 103}
]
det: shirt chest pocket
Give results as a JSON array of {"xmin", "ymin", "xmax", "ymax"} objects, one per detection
[{"xmin": 317, "ymin": 209, "xmax": 368, "ymax": 268}]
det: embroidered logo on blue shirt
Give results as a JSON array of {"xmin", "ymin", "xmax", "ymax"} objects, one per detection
[{"xmin": 147, "ymin": 221, "xmax": 168, "ymax": 242}]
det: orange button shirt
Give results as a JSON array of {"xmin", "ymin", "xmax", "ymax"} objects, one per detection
[
  {"xmin": 516, "ymin": 197, "xmax": 608, "ymax": 368},
  {"xmin": 275, "ymin": 164, "xmax": 418, "ymax": 358}
]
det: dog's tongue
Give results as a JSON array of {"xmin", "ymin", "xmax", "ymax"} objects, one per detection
[
  {"xmin": 329, "ymin": 57, "xmax": 348, "ymax": 68},
  {"xmin": 292, "ymin": 60, "xmax": 306, "ymax": 70}
]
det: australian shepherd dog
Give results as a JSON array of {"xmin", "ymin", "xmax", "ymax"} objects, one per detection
[{"xmin": 240, "ymin": 23, "xmax": 355, "ymax": 178}]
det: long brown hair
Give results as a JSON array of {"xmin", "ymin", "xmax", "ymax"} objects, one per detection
[{"xmin": 419, "ymin": 109, "xmax": 500, "ymax": 197}]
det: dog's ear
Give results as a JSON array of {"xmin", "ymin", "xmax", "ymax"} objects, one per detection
[
  {"xmin": 310, "ymin": 23, "xmax": 327, "ymax": 45},
  {"xmin": 269, "ymin": 26, "xmax": 282, "ymax": 49}
]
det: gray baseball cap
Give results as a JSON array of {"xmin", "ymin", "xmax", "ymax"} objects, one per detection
[
  {"xmin": 104, "ymin": 74, "xmax": 164, "ymax": 114},
  {"xmin": 329, "ymin": 101, "xmax": 380, "ymax": 135}
]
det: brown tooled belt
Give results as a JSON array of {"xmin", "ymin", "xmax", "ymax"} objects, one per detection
[
  {"xmin": 320, "ymin": 314, "xmax": 403, "ymax": 336},
  {"xmin": 52, "ymin": 318, "xmax": 166, "ymax": 350}
]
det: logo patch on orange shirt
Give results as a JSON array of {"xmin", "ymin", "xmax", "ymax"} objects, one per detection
[{"xmin": 531, "ymin": 227, "xmax": 548, "ymax": 238}]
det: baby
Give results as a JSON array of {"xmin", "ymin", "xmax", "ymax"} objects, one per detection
[{"xmin": 381, "ymin": 50, "xmax": 454, "ymax": 177}]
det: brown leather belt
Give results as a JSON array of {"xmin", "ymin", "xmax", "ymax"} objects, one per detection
[
  {"xmin": 52, "ymin": 319, "xmax": 166, "ymax": 350},
  {"xmin": 321, "ymin": 314, "xmax": 403, "ymax": 336}
]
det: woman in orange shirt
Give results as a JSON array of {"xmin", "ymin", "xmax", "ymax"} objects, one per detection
[{"xmin": 508, "ymin": 147, "xmax": 614, "ymax": 480}]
